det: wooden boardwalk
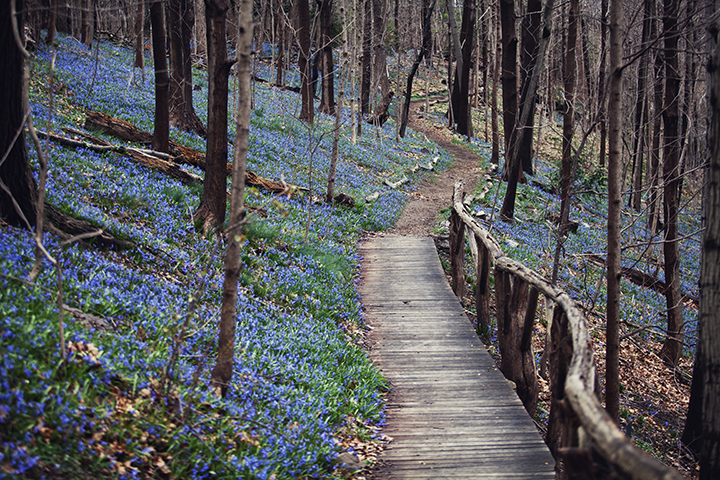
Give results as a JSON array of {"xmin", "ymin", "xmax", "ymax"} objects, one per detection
[{"xmin": 359, "ymin": 236, "xmax": 556, "ymax": 479}]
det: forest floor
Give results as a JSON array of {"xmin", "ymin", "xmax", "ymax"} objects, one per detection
[{"xmin": 365, "ymin": 98, "xmax": 700, "ymax": 479}]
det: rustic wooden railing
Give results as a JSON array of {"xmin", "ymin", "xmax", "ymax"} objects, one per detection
[{"xmin": 449, "ymin": 181, "xmax": 683, "ymax": 480}]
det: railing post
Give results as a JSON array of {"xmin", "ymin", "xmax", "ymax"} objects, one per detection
[
  {"xmin": 449, "ymin": 209, "xmax": 466, "ymax": 299},
  {"xmin": 474, "ymin": 238, "xmax": 490, "ymax": 337}
]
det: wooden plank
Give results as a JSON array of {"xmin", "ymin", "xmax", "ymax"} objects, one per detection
[{"xmin": 359, "ymin": 236, "xmax": 555, "ymax": 479}]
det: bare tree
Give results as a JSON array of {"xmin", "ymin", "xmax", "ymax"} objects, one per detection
[
  {"xmin": 317, "ymin": 0, "xmax": 335, "ymax": 115},
  {"xmin": 681, "ymin": 3, "xmax": 720, "ymax": 473},
  {"xmin": 213, "ymin": 0, "xmax": 252, "ymax": 398},
  {"xmin": 399, "ymin": 0, "xmax": 436, "ymax": 138},
  {"xmin": 195, "ymin": 0, "xmax": 233, "ymax": 231},
  {"xmin": 500, "ymin": 0, "xmax": 517, "ymax": 166},
  {"xmin": 297, "ymin": 0, "xmax": 314, "ymax": 123},
  {"xmin": 605, "ymin": 0, "xmax": 624, "ymax": 424},
  {"xmin": 150, "ymin": 0, "xmax": 169, "ymax": 153},
  {"xmin": 659, "ymin": 0, "xmax": 684, "ymax": 367}
]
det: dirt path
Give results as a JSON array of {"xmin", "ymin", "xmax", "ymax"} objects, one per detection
[{"xmin": 388, "ymin": 100, "xmax": 487, "ymax": 236}]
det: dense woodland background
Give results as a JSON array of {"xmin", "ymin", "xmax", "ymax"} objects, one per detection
[{"xmin": 1, "ymin": 0, "xmax": 719, "ymax": 478}]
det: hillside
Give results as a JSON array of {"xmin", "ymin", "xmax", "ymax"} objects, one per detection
[{"xmin": 1, "ymin": 34, "xmax": 452, "ymax": 478}]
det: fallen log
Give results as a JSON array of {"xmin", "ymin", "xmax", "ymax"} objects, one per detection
[
  {"xmin": 585, "ymin": 253, "xmax": 699, "ymax": 308},
  {"xmin": 83, "ymin": 111, "xmax": 304, "ymax": 194}
]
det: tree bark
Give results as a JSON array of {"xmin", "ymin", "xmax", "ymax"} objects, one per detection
[
  {"xmin": 605, "ymin": 0, "xmax": 623, "ymax": 425},
  {"xmin": 500, "ymin": 0, "xmax": 517, "ymax": 166},
  {"xmin": 648, "ymin": 1, "xmax": 664, "ymax": 235},
  {"xmin": 491, "ymin": 2, "xmax": 500, "ymax": 165},
  {"xmin": 317, "ymin": 0, "xmax": 335, "ymax": 115},
  {"xmin": 598, "ymin": 0, "xmax": 608, "ymax": 168},
  {"xmin": 518, "ymin": 0, "xmax": 541, "ymax": 175},
  {"xmin": 213, "ymin": 0, "xmax": 252, "ymax": 398},
  {"xmin": 659, "ymin": 0, "xmax": 684, "ymax": 367},
  {"xmin": 398, "ymin": 0, "xmax": 435, "ymax": 138},
  {"xmin": 0, "ymin": 0, "xmax": 37, "ymax": 229},
  {"xmin": 150, "ymin": 1, "xmax": 170, "ymax": 154},
  {"xmin": 133, "ymin": 0, "xmax": 145, "ymax": 78},
  {"xmin": 558, "ymin": 0, "xmax": 578, "ymax": 234},
  {"xmin": 450, "ymin": 0, "xmax": 475, "ymax": 137},
  {"xmin": 195, "ymin": 0, "xmax": 232, "ymax": 231},
  {"xmin": 682, "ymin": 2, "xmax": 720, "ymax": 473},
  {"xmin": 297, "ymin": 0, "xmax": 314, "ymax": 123},
  {"xmin": 360, "ymin": 0, "xmax": 372, "ymax": 116}
]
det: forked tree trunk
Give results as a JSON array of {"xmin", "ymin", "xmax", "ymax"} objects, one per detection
[{"xmin": 450, "ymin": 0, "xmax": 475, "ymax": 137}]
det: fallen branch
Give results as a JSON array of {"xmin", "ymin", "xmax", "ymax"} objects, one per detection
[
  {"xmin": 83, "ymin": 111, "xmax": 305, "ymax": 194},
  {"xmin": 585, "ymin": 254, "xmax": 698, "ymax": 308}
]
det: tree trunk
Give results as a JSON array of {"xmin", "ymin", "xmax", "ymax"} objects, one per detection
[
  {"xmin": 659, "ymin": 0, "xmax": 684, "ymax": 367},
  {"xmin": 500, "ymin": 0, "xmax": 517, "ymax": 167},
  {"xmin": 150, "ymin": 1, "xmax": 170, "ymax": 153},
  {"xmin": 275, "ymin": 0, "xmax": 285, "ymax": 86},
  {"xmin": 598, "ymin": 0, "xmax": 608, "ymax": 167},
  {"xmin": 516, "ymin": 0, "xmax": 541, "ymax": 176},
  {"xmin": 629, "ymin": 0, "xmax": 652, "ymax": 212},
  {"xmin": 450, "ymin": 0, "xmax": 475, "ymax": 137},
  {"xmin": 133, "ymin": 0, "xmax": 145, "ymax": 78},
  {"xmin": 213, "ymin": 0, "xmax": 252, "ymax": 398},
  {"xmin": 372, "ymin": 0, "xmax": 390, "ymax": 121},
  {"xmin": 491, "ymin": 2, "xmax": 500, "ymax": 165},
  {"xmin": 360, "ymin": 0, "xmax": 372, "ymax": 116},
  {"xmin": 195, "ymin": 0, "xmax": 232, "ymax": 231},
  {"xmin": 682, "ymin": 2, "xmax": 720, "ymax": 472},
  {"xmin": 0, "ymin": 0, "xmax": 37, "ymax": 229},
  {"xmin": 648, "ymin": 2, "xmax": 664, "ymax": 235},
  {"xmin": 605, "ymin": 0, "xmax": 623, "ymax": 424},
  {"xmin": 398, "ymin": 0, "xmax": 435, "ymax": 138},
  {"xmin": 317, "ymin": 0, "xmax": 335, "ymax": 115},
  {"xmin": 46, "ymin": 0, "xmax": 58, "ymax": 45},
  {"xmin": 180, "ymin": 0, "xmax": 206, "ymax": 135},
  {"xmin": 297, "ymin": 0, "xmax": 314, "ymax": 123},
  {"xmin": 558, "ymin": 0, "xmax": 578, "ymax": 230},
  {"xmin": 498, "ymin": 0, "xmax": 555, "ymax": 221}
]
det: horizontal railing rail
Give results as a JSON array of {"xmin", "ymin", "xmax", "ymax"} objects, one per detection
[{"xmin": 450, "ymin": 181, "xmax": 683, "ymax": 480}]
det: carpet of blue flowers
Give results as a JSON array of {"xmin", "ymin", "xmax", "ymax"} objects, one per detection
[{"xmin": 0, "ymin": 33, "xmax": 453, "ymax": 479}]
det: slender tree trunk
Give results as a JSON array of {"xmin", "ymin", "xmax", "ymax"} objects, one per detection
[
  {"xmin": 499, "ymin": 0, "xmax": 555, "ymax": 221},
  {"xmin": 659, "ymin": 0, "xmax": 684, "ymax": 367},
  {"xmin": 134, "ymin": 0, "xmax": 145, "ymax": 80},
  {"xmin": 649, "ymin": 2, "xmax": 664, "ymax": 234},
  {"xmin": 450, "ymin": 0, "xmax": 475, "ymax": 137},
  {"xmin": 500, "ymin": 0, "xmax": 517, "ymax": 167},
  {"xmin": 167, "ymin": 0, "xmax": 185, "ymax": 126},
  {"xmin": 516, "ymin": 0, "xmax": 541, "ymax": 176},
  {"xmin": 629, "ymin": 0, "xmax": 652, "ymax": 212},
  {"xmin": 46, "ymin": 0, "xmax": 58, "ymax": 45},
  {"xmin": 213, "ymin": 0, "xmax": 252, "ymax": 398},
  {"xmin": 317, "ymin": 0, "xmax": 335, "ymax": 115},
  {"xmin": 150, "ymin": 1, "xmax": 170, "ymax": 153},
  {"xmin": 275, "ymin": 0, "xmax": 285, "ymax": 86},
  {"xmin": 491, "ymin": 2, "xmax": 500, "ymax": 165},
  {"xmin": 558, "ymin": 0, "xmax": 578, "ymax": 229},
  {"xmin": 372, "ymin": 0, "xmax": 389, "ymax": 99},
  {"xmin": 195, "ymin": 0, "xmax": 232, "ymax": 231},
  {"xmin": 682, "ymin": 2, "xmax": 720, "ymax": 473},
  {"xmin": 605, "ymin": 0, "xmax": 624, "ymax": 424},
  {"xmin": 298, "ymin": 0, "xmax": 314, "ymax": 123},
  {"xmin": 399, "ymin": 0, "xmax": 435, "ymax": 138},
  {"xmin": 598, "ymin": 0, "xmax": 608, "ymax": 167},
  {"xmin": 360, "ymin": 0, "xmax": 372, "ymax": 116},
  {"xmin": 0, "ymin": 0, "xmax": 37, "ymax": 228}
]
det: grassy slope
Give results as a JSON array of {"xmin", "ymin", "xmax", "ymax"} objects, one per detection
[{"xmin": 0, "ymin": 34, "xmax": 453, "ymax": 479}]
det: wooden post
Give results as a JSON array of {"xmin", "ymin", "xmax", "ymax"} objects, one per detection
[
  {"xmin": 474, "ymin": 238, "xmax": 491, "ymax": 336},
  {"xmin": 449, "ymin": 209, "xmax": 466, "ymax": 299}
]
